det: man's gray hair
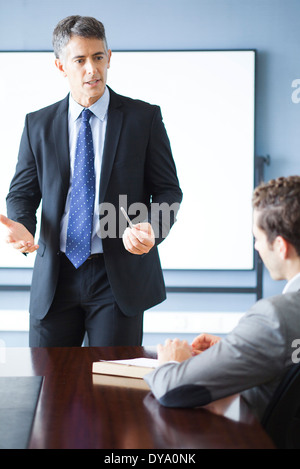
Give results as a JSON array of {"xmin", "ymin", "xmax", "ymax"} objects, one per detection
[{"xmin": 52, "ymin": 15, "xmax": 108, "ymax": 59}]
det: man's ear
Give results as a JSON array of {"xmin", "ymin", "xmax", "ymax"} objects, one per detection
[
  {"xmin": 274, "ymin": 236, "xmax": 289, "ymax": 259},
  {"xmin": 55, "ymin": 58, "xmax": 67, "ymax": 77},
  {"xmin": 107, "ymin": 49, "xmax": 112, "ymax": 69}
]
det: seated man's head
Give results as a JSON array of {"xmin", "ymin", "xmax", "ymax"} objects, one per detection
[{"xmin": 252, "ymin": 176, "xmax": 300, "ymax": 281}]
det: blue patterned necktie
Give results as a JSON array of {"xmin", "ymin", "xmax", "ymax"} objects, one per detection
[{"xmin": 65, "ymin": 108, "xmax": 95, "ymax": 268}]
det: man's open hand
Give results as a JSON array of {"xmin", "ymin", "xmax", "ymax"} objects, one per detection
[{"xmin": 0, "ymin": 214, "xmax": 39, "ymax": 254}]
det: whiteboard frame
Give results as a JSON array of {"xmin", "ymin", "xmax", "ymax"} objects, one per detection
[{"xmin": 0, "ymin": 49, "xmax": 256, "ymax": 271}]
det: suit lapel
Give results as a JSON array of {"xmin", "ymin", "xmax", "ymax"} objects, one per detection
[
  {"xmin": 52, "ymin": 95, "xmax": 70, "ymax": 203},
  {"xmin": 99, "ymin": 88, "xmax": 123, "ymax": 204}
]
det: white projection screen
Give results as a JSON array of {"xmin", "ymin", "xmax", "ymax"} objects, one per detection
[{"xmin": 0, "ymin": 50, "xmax": 255, "ymax": 270}]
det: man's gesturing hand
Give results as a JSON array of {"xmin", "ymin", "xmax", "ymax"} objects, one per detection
[
  {"xmin": 122, "ymin": 222, "xmax": 155, "ymax": 255},
  {"xmin": 0, "ymin": 214, "xmax": 39, "ymax": 254}
]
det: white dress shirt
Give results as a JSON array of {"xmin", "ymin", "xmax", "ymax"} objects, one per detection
[
  {"xmin": 282, "ymin": 272, "xmax": 300, "ymax": 294},
  {"xmin": 60, "ymin": 87, "xmax": 110, "ymax": 254}
]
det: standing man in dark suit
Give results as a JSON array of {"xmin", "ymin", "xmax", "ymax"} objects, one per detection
[{"xmin": 0, "ymin": 16, "xmax": 182, "ymax": 347}]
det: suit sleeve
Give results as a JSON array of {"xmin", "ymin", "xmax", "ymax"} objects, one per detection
[
  {"xmin": 6, "ymin": 114, "xmax": 41, "ymax": 236},
  {"xmin": 144, "ymin": 298, "xmax": 286, "ymax": 408},
  {"xmin": 145, "ymin": 106, "xmax": 182, "ymax": 244}
]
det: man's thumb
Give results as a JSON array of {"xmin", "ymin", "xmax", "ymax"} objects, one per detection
[{"xmin": 0, "ymin": 215, "xmax": 12, "ymax": 228}]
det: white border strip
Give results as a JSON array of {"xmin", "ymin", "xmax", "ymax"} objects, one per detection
[
  {"xmin": 144, "ymin": 311, "xmax": 244, "ymax": 334},
  {"xmin": 0, "ymin": 310, "xmax": 244, "ymax": 335},
  {"xmin": 0, "ymin": 310, "xmax": 29, "ymax": 331}
]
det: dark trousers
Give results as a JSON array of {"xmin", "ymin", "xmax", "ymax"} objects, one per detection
[{"xmin": 29, "ymin": 253, "xmax": 143, "ymax": 347}]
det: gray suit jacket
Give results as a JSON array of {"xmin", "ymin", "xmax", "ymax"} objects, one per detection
[{"xmin": 145, "ymin": 290, "xmax": 300, "ymax": 420}]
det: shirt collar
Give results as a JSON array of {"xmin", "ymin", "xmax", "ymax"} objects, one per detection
[
  {"xmin": 68, "ymin": 86, "xmax": 110, "ymax": 122},
  {"xmin": 282, "ymin": 272, "xmax": 300, "ymax": 294}
]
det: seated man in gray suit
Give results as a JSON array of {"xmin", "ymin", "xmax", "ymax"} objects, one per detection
[{"xmin": 145, "ymin": 175, "xmax": 300, "ymax": 421}]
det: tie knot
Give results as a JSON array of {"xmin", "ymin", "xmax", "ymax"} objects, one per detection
[{"xmin": 81, "ymin": 108, "xmax": 93, "ymax": 123}]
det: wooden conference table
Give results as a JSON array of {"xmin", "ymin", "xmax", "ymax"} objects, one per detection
[{"xmin": 0, "ymin": 346, "xmax": 275, "ymax": 450}]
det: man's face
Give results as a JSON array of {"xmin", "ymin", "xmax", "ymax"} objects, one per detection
[
  {"xmin": 55, "ymin": 35, "xmax": 111, "ymax": 107},
  {"xmin": 253, "ymin": 209, "xmax": 285, "ymax": 280}
]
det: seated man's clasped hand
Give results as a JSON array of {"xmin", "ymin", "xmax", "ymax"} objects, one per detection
[{"xmin": 157, "ymin": 333, "xmax": 221, "ymax": 365}]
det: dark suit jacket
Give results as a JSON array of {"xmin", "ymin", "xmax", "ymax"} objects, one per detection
[{"xmin": 7, "ymin": 87, "xmax": 182, "ymax": 320}]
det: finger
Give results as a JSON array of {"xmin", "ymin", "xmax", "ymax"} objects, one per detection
[
  {"xmin": 10, "ymin": 240, "xmax": 37, "ymax": 252},
  {"xmin": 132, "ymin": 225, "xmax": 154, "ymax": 246},
  {"xmin": 181, "ymin": 339, "xmax": 190, "ymax": 348},
  {"xmin": 123, "ymin": 228, "xmax": 149, "ymax": 254},
  {"xmin": 130, "ymin": 230, "xmax": 154, "ymax": 252},
  {"xmin": 24, "ymin": 244, "xmax": 39, "ymax": 254},
  {"xmin": 0, "ymin": 214, "xmax": 12, "ymax": 228},
  {"xmin": 172, "ymin": 338, "xmax": 182, "ymax": 346},
  {"xmin": 17, "ymin": 244, "xmax": 39, "ymax": 254},
  {"xmin": 164, "ymin": 338, "xmax": 173, "ymax": 346},
  {"xmin": 157, "ymin": 343, "xmax": 167, "ymax": 356},
  {"xmin": 19, "ymin": 246, "xmax": 30, "ymax": 254},
  {"xmin": 191, "ymin": 334, "xmax": 205, "ymax": 347},
  {"xmin": 129, "ymin": 239, "xmax": 145, "ymax": 254},
  {"xmin": 123, "ymin": 240, "xmax": 144, "ymax": 255},
  {"xmin": 10, "ymin": 240, "xmax": 27, "ymax": 250},
  {"xmin": 130, "ymin": 227, "xmax": 148, "ymax": 245},
  {"xmin": 192, "ymin": 334, "xmax": 220, "ymax": 351},
  {"xmin": 134, "ymin": 222, "xmax": 154, "ymax": 234},
  {"xmin": 192, "ymin": 337, "xmax": 210, "ymax": 351},
  {"xmin": 125, "ymin": 235, "xmax": 144, "ymax": 254}
]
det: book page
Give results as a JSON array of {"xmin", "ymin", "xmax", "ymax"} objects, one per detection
[{"xmin": 104, "ymin": 358, "xmax": 159, "ymax": 368}]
